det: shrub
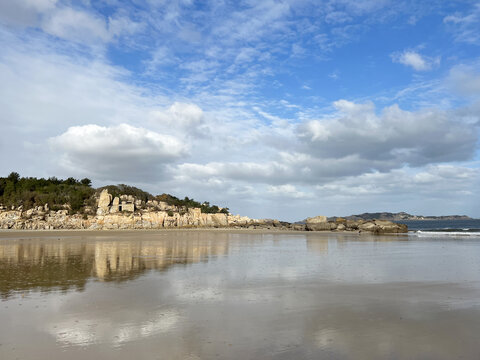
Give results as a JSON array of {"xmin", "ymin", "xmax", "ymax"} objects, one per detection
[
  {"xmin": 0, "ymin": 173, "xmax": 94, "ymax": 214},
  {"xmin": 155, "ymin": 194, "xmax": 226, "ymax": 213},
  {"xmin": 80, "ymin": 178, "xmax": 92, "ymax": 186},
  {"xmin": 97, "ymin": 184, "xmax": 152, "ymax": 202}
]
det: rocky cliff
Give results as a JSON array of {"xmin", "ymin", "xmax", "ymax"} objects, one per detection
[{"xmin": 0, "ymin": 190, "xmax": 407, "ymax": 233}]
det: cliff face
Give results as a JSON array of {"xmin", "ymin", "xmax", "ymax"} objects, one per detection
[
  {"xmin": 0, "ymin": 190, "xmax": 407, "ymax": 233},
  {"xmin": 0, "ymin": 206, "xmax": 250, "ymax": 230},
  {"xmin": 0, "ymin": 189, "xmax": 258, "ymax": 230}
]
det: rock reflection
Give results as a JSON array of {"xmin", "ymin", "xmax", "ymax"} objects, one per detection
[
  {"xmin": 305, "ymin": 233, "xmax": 409, "ymax": 255},
  {"xmin": 0, "ymin": 232, "xmax": 229, "ymax": 298},
  {"xmin": 1, "ymin": 231, "xmax": 480, "ymax": 360}
]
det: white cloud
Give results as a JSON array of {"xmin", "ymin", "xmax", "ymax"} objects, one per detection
[
  {"xmin": 444, "ymin": 4, "xmax": 480, "ymax": 44},
  {"xmin": 0, "ymin": 0, "xmax": 57, "ymax": 27},
  {"xmin": 42, "ymin": 7, "xmax": 111, "ymax": 43},
  {"xmin": 50, "ymin": 124, "xmax": 187, "ymax": 181},
  {"xmin": 325, "ymin": 11, "xmax": 352, "ymax": 24},
  {"xmin": 0, "ymin": 36, "xmax": 151, "ymax": 134},
  {"xmin": 214, "ymin": 1, "xmax": 291, "ymax": 45},
  {"xmin": 448, "ymin": 64, "xmax": 480, "ymax": 97},
  {"xmin": 1, "ymin": 0, "xmax": 479, "ymax": 219},
  {"xmin": 267, "ymin": 184, "xmax": 309, "ymax": 199},
  {"xmin": 316, "ymin": 165, "xmax": 480, "ymax": 197},
  {"xmin": 332, "ymin": 0, "xmax": 390, "ymax": 16},
  {"xmin": 298, "ymin": 100, "xmax": 477, "ymax": 166},
  {"xmin": 144, "ymin": 46, "xmax": 176, "ymax": 74},
  {"xmin": 175, "ymin": 161, "xmax": 292, "ymax": 184},
  {"xmin": 149, "ymin": 102, "xmax": 205, "ymax": 130},
  {"xmin": 391, "ymin": 50, "xmax": 439, "ymax": 71},
  {"xmin": 234, "ymin": 47, "xmax": 261, "ymax": 64},
  {"xmin": 0, "ymin": 0, "xmax": 141, "ymax": 45},
  {"xmin": 42, "ymin": 6, "xmax": 143, "ymax": 44}
]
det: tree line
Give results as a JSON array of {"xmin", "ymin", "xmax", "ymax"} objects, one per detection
[
  {"xmin": 0, "ymin": 173, "xmax": 229, "ymax": 215},
  {"xmin": 0, "ymin": 172, "xmax": 94, "ymax": 213}
]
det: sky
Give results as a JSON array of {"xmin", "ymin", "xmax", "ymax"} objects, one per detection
[{"xmin": 0, "ymin": 0, "xmax": 479, "ymax": 221}]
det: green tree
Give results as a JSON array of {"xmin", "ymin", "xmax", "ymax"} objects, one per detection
[
  {"xmin": 80, "ymin": 178, "xmax": 92, "ymax": 187},
  {"xmin": 7, "ymin": 172, "xmax": 20, "ymax": 183},
  {"xmin": 65, "ymin": 177, "xmax": 77, "ymax": 186}
]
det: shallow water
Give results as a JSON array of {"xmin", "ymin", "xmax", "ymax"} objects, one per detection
[{"xmin": 1, "ymin": 230, "xmax": 480, "ymax": 359}]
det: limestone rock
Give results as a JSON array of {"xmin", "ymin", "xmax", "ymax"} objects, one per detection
[
  {"xmin": 0, "ymin": 200, "xmax": 408, "ymax": 232},
  {"xmin": 358, "ymin": 222, "xmax": 376, "ymax": 231},
  {"xmin": 98, "ymin": 189, "xmax": 112, "ymax": 208},
  {"xmin": 346, "ymin": 220, "xmax": 359, "ymax": 229},
  {"xmin": 305, "ymin": 215, "xmax": 328, "ymax": 223},
  {"xmin": 373, "ymin": 220, "xmax": 408, "ymax": 233},
  {"xmin": 306, "ymin": 222, "xmax": 337, "ymax": 231},
  {"xmin": 121, "ymin": 201, "xmax": 135, "ymax": 212},
  {"xmin": 291, "ymin": 224, "xmax": 306, "ymax": 231},
  {"xmin": 227, "ymin": 214, "xmax": 251, "ymax": 226},
  {"xmin": 210, "ymin": 213, "xmax": 228, "ymax": 227},
  {"xmin": 110, "ymin": 197, "xmax": 120, "ymax": 213}
]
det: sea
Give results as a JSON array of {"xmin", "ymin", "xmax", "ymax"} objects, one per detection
[{"xmin": 397, "ymin": 219, "xmax": 480, "ymax": 236}]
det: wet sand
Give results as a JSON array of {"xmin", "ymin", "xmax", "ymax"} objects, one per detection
[{"xmin": 1, "ymin": 230, "xmax": 480, "ymax": 359}]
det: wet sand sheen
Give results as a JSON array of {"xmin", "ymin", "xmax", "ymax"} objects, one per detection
[{"xmin": 1, "ymin": 230, "xmax": 480, "ymax": 359}]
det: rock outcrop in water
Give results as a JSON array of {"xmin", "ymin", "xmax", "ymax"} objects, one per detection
[
  {"xmin": 0, "ymin": 190, "xmax": 406, "ymax": 233},
  {"xmin": 304, "ymin": 216, "xmax": 407, "ymax": 233}
]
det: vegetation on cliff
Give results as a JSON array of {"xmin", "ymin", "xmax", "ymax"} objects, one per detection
[
  {"xmin": 0, "ymin": 172, "xmax": 94, "ymax": 213},
  {"xmin": 0, "ymin": 172, "xmax": 228, "ymax": 214},
  {"xmin": 97, "ymin": 184, "xmax": 153, "ymax": 203},
  {"xmin": 155, "ymin": 193, "xmax": 229, "ymax": 214}
]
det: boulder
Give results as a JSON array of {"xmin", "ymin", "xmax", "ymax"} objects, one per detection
[
  {"xmin": 306, "ymin": 222, "xmax": 337, "ymax": 231},
  {"xmin": 227, "ymin": 214, "xmax": 251, "ymax": 226},
  {"xmin": 110, "ymin": 197, "xmax": 120, "ymax": 213},
  {"xmin": 346, "ymin": 220, "xmax": 359, "ymax": 229},
  {"xmin": 373, "ymin": 220, "xmax": 408, "ymax": 233},
  {"xmin": 98, "ymin": 189, "xmax": 112, "ymax": 208},
  {"xmin": 291, "ymin": 224, "xmax": 306, "ymax": 231},
  {"xmin": 356, "ymin": 220, "xmax": 408, "ymax": 233},
  {"xmin": 305, "ymin": 215, "xmax": 328, "ymax": 223},
  {"xmin": 121, "ymin": 201, "xmax": 135, "ymax": 212},
  {"xmin": 209, "ymin": 213, "xmax": 228, "ymax": 227},
  {"xmin": 358, "ymin": 222, "xmax": 376, "ymax": 231}
]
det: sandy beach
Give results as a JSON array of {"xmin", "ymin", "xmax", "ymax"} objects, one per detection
[{"xmin": 1, "ymin": 230, "xmax": 480, "ymax": 359}]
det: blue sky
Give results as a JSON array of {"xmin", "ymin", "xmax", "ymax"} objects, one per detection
[{"xmin": 0, "ymin": 0, "xmax": 479, "ymax": 220}]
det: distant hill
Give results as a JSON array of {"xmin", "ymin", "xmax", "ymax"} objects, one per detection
[{"xmin": 328, "ymin": 212, "xmax": 473, "ymax": 221}]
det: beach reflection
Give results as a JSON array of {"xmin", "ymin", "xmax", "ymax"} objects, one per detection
[
  {"xmin": 0, "ymin": 231, "xmax": 230, "ymax": 298},
  {"xmin": 1, "ymin": 231, "xmax": 480, "ymax": 360}
]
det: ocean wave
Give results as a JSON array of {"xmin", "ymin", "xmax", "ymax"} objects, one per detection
[
  {"xmin": 414, "ymin": 230, "xmax": 480, "ymax": 237},
  {"xmin": 420, "ymin": 228, "xmax": 480, "ymax": 232}
]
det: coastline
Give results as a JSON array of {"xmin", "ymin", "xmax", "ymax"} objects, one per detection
[
  {"xmin": 0, "ymin": 228, "xmax": 411, "ymax": 241},
  {"xmin": 0, "ymin": 189, "xmax": 408, "ymax": 234}
]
